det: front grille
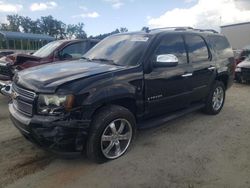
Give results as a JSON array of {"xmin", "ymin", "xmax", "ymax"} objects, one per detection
[
  {"xmin": 0, "ymin": 64, "xmax": 12, "ymax": 76},
  {"xmin": 241, "ymin": 68, "xmax": 250, "ymax": 78},
  {"xmin": 12, "ymin": 83, "xmax": 36, "ymax": 117},
  {"xmin": 241, "ymin": 68, "xmax": 250, "ymax": 73}
]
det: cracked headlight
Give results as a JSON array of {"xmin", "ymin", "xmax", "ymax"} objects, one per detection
[{"xmin": 37, "ymin": 94, "xmax": 74, "ymax": 115}]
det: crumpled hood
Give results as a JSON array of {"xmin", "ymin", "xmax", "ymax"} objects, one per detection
[
  {"xmin": 0, "ymin": 53, "xmax": 41, "ymax": 66},
  {"xmin": 16, "ymin": 59, "xmax": 123, "ymax": 93},
  {"xmin": 237, "ymin": 59, "xmax": 250, "ymax": 69}
]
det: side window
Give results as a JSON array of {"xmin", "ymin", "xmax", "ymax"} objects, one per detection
[
  {"xmin": 60, "ymin": 42, "xmax": 87, "ymax": 59},
  {"xmin": 185, "ymin": 35, "xmax": 209, "ymax": 63},
  {"xmin": 209, "ymin": 35, "xmax": 232, "ymax": 58},
  {"xmin": 154, "ymin": 35, "xmax": 187, "ymax": 64}
]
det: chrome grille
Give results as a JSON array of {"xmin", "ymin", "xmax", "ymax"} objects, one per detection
[
  {"xmin": 12, "ymin": 83, "xmax": 36, "ymax": 117},
  {"xmin": 241, "ymin": 68, "xmax": 250, "ymax": 73},
  {"xmin": 0, "ymin": 65, "xmax": 12, "ymax": 76}
]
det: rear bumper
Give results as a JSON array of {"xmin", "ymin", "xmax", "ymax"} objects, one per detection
[{"xmin": 9, "ymin": 103, "xmax": 91, "ymax": 155}]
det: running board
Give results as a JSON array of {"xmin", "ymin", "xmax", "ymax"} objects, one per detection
[{"xmin": 137, "ymin": 104, "xmax": 205, "ymax": 129}]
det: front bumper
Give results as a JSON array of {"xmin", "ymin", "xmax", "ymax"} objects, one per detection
[
  {"xmin": 9, "ymin": 103, "xmax": 91, "ymax": 155},
  {"xmin": 235, "ymin": 71, "xmax": 250, "ymax": 81}
]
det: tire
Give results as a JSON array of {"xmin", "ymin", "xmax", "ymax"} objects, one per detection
[
  {"xmin": 86, "ymin": 105, "xmax": 136, "ymax": 163},
  {"xmin": 203, "ymin": 81, "xmax": 226, "ymax": 115}
]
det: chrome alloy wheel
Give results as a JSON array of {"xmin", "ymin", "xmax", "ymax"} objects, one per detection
[
  {"xmin": 212, "ymin": 86, "xmax": 224, "ymax": 111},
  {"xmin": 101, "ymin": 119, "xmax": 132, "ymax": 159}
]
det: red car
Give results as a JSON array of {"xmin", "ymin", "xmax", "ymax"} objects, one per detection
[
  {"xmin": 235, "ymin": 48, "xmax": 250, "ymax": 65},
  {"xmin": 0, "ymin": 39, "xmax": 99, "ymax": 81}
]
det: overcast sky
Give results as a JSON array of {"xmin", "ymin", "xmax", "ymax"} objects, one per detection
[{"xmin": 0, "ymin": 0, "xmax": 250, "ymax": 36}]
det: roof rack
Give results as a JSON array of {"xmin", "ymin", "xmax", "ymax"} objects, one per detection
[
  {"xmin": 150, "ymin": 27, "xmax": 194, "ymax": 32},
  {"xmin": 147, "ymin": 27, "xmax": 218, "ymax": 34},
  {"xmin": 193, "ymin": 29, "xmax": 219, "ymax": 33}
]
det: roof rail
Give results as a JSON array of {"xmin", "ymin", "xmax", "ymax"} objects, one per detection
[
  {"xmin": 150, "ymin": 27, "xmax": 194, "ymax": 32},
  {"xmin": 147, "ymin": 27, "xmax": 218, "ymax": 34},
  {"xmin": 193, "ymin": 29, "xmax": 219, "ymax": 33}
]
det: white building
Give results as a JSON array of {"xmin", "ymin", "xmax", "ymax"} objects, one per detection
[{"xmin": 221, "ymin": 22, "xmax": 250, "ymax": 49}]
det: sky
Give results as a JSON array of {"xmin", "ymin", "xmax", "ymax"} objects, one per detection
[{"xmin": 0, "ymin": 0, "xmax": 250, "ymax": 36}]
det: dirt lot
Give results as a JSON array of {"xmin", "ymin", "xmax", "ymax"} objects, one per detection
[{"xmin": 0, "ymin": 83, "xmax": 250, "ymax": 188}]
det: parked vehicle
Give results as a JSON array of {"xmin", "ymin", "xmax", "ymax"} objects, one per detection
[
  {"xmin": 0, "ymin": 39, "xmax": 99, "ymax": 81},
  {"xmin": 6, "ymin": 28, "xmax": 234, "ymax": 163},
  {"xmin": 235, "ymin": 55, "xmax": 250, "ymax": 83},
  {"xmin": 0, "ymin": 50, "xmax": 15, "ymax": 58},
  {"xmin": 235, "ymin": 48, "xmax": 250, "ymax": 65}
]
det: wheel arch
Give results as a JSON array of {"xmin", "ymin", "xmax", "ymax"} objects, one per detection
[
  {"xmin": 216, "ymin": 73, "xmax": 229, "ymax": 89},
  {"xmin": 90, "ymin": 97, "xmax": 137, "ymax": 120}
]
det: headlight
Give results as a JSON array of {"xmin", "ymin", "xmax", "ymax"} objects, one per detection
[
  {"xmin": 235, "ymin": 67, "xmax": 241, "ymax": 72},
  {"xmin": 37, "ymin": 94, "xmax": 74, "ymax": 115}
]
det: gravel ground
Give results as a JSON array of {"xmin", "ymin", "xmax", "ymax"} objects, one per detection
[{"xmin": 0, "ymin": 83, "xmax": 250, "ymax": 188}]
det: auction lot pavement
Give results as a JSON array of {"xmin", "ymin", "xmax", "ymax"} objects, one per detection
[{"xmin": 0, "ymin": 83, "xmax": 250, "ymax": 188}]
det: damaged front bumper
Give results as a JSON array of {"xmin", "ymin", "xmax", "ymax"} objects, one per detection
[{"xmin": 9, "ymin": 103, "xmax": 91, "ymax": 155}]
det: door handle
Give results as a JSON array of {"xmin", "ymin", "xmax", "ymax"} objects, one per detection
[
  {"xmin": 182, "ymin": 73, "xmax": 193, "ymax": 77},
  {"xmin": 208, "ymin": 66, "xmax": 216, "ymax": 71}
]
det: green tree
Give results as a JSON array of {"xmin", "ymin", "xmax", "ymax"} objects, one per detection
[
  {"xmin": 91, "ymin": 27, "xmax": 128, "ymax": 40},
  {"xmin": 66, "ymin": 23, "xmax": 87, "ymax": 39},
  {"xmin": 141, "ymin": 26, "xmax": 149, "ymax": 32},
  {"xmin": 0, "ymin": 15, "xmax": 21, "ymax": 31},
  {"xmin": 119, "ymin": 27, "xmax": 128, "ymax": 33},
  {"xmin": 7, "ymin": 15, "xmax": 21, "ymax": 31}
]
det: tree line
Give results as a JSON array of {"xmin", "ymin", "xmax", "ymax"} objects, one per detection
[{"xmin": 0, "ymin": 14, "xmax": 129, "ymax": 40}]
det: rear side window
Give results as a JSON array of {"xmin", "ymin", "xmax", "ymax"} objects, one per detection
[
  {"xmin": 185, "ymin": 35, "xmax": 209, "ymax": 63},
  {"xmin": 209, "ymin": 35, "xmax": 232, "ymax": 58},
  {"xmin": 154, "ymin": 35, "xmax": 187, "ymax": 64}
]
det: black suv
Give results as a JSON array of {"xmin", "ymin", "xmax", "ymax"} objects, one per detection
[{"xmin": 7, "ymin": 28, "xmax": 234, "ymax": 163}]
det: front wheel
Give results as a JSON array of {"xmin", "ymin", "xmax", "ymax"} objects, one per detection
[
  {"xmin": 86, "ymin": 105, "xmax": 136, "ymax": 163},
  {"xmin": 203, "ymin": 81, "xmax": 226, "ymax": 115}
]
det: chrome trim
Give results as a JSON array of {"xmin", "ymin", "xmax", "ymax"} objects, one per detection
[{"xmin": 182, "ymin": 73, "xmax": 193, "ymax": 77}]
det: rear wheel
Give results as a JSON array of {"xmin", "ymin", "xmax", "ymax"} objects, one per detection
[
  {"xmin": 86, "ymin": 105, "xmax": 136, "ymax": 163},
  {"xmin": 203, "ymin": 81, "xmax": 226, "ymax": 115}
]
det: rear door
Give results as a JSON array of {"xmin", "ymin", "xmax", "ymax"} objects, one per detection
[
  {"xmin": 184, "ymin": 34, "xmax": 216, "ymax": 102},
  {"xmin": 144, "ymin": 34, "xmax": 193, "ymax": 117}
]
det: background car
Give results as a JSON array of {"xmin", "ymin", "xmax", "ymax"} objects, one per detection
[
  {"xmin": 235, "ymin": 48, "xmax": 250, "ymax": 65},
  {"xmin": 235, "ymin": 55, "xmax": 250, "ymax": 83},
  {"xmin": 0, "ymin": 50, "xmax": 15, "ymax": 58},
  {"xmin": 0, "ymin": 39, "xmax": 99, "ymax": 81}
]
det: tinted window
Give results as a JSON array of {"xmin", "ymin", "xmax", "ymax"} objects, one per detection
[
  {"xmin": 209, "ymin": 35, "xmax": 232, "ymax": 58},
  {"xmin": 185, "ymin": 35, "xmax": 209, "ymax": 63},
  {"xmin": 84, "ymin": 34, "xmax": 150, "ymax": 66},
  {"xmin": 154, "ymin": 35, "xmax": 187, "ymax": 64},
  {"xmin": 61, "ymin": 42, "xmax": 88, "ymax": 59}
]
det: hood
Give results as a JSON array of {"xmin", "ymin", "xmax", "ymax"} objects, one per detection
[
  {"xmin": 237, "ymin": 58, "xmax": 250, "ymax": 69},
  {"xmin": 0, "ymin": 53, "xmax": 41, "ymax": 66},
  {"xmin": 16, "ymin": 59, "xmax": 123, "ymax": 93}
]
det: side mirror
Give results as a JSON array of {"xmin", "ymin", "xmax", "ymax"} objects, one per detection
[{"xmin": 155, "ymin": 54, "xmax": 178, "ymax": 67}]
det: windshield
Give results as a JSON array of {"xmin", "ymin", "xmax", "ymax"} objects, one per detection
[
  {"xmin": 83, "ymin": 34, "xmax": 151, "ymax": 66},
  {"xmin": 33, "ymin": 40, "xmax": 64, "ymax": 58}
]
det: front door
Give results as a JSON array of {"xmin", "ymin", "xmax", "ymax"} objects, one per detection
[{"xmin": 144, "ymin": 34, "xmax": 193, "ymax": 117}]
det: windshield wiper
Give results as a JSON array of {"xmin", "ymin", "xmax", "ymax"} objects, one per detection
[
  {"xmin": 91, "ymin": 58, "xmax": 121, "ymax": 66},
  {"xmin": 92, "ymin": 58, "xmax": 113, "ymax": 62},
  {"xmin": 81, "ymin": 56, "xmax": 92, "ymax": 61}
]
